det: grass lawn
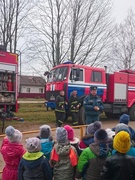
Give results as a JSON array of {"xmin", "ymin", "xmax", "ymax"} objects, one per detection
[
  {"xmin": 0, "ymin": 103, "xmax": 56, "ymax": 133},
  {"xmin": 15, "ymin": 103, "xmax": 55, "ymax": 122}
]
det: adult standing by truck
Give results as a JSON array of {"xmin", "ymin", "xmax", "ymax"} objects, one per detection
[
  {"xmin": 68, "ymin": 90, "xmax": 81, "ymax": 126},
  {"xmin": 55, "ymin": 90, "xmax": 67, "ymax": 127},
  {"xmin": 83, "ymin": 86, "xmax": 104, "ymax": 124}
]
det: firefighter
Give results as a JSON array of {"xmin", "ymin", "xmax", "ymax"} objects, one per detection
[
  {"xmin": 68, "ymin": 90, "xmax": 81, "ymax": 126},
  {"xmin": 83, "ymin": 86, "xmax": 104, "ymax": 124},
  {"xmin": 55, "ymin": 90, "xmax": 66, "ymax": 127}
]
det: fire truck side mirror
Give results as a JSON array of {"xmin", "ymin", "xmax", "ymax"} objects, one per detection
[{"xmin": 44, "ymin": 71, "xmax": 50, "ymax": 76}]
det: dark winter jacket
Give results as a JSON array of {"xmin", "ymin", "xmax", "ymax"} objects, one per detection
[
  {"xmin": 68, "ymin": 95, "xmax": 80, "ymax": 112},
  {"xmin": 55, "ymin": 95, "xmax": 65, "ymax": 112},
  {"xmin": 102, "ymin": 152, "xmax": 135, "ymax": 180},
  {"xmin": 76, "ymin": 142, "xmax": 110, "ymax": 180},
  {"xmin": 18, "ymin": 152, "xmax": 52, "ymax": 180},
  {"xmin": 83, "ymin": 94, "xmax": 104, "ymax": 117}
]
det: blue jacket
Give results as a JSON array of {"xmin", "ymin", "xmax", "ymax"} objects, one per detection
[
  {"xmin": 83, "ymin": 94, "xmax": 104, "ymax": 117},
  {"xmin": 40, "ymin": 138, "xmax": 54, "ymax": 160},
  {"xmin": 112, "ymin": 147, "xmax": 135, "ymax": 157}
]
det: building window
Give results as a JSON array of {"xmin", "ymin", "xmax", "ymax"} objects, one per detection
[
  {"xmin": 91, "ymin": 71, "xmax": 102, "ymax": 82},
  {"xmin": 39, "ymin": 88, "xmax": 43, "ymax": 93},
  {"xmin": 26, "ymin": 87, "xmax": 30, "ymax": 93}
]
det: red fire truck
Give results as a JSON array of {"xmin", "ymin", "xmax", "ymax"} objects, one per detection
[
  {"xmin": 45, "ymin": 62, "xmax": 135, "ymax": 124},
  {"xmin": 0, "ymin": 49, "xmax": 18, "ymax": 113}
]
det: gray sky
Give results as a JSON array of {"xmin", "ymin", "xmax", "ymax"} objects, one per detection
[{"xmin": 113, "ymin": 0, "xmax": 135, "ymax": 23}]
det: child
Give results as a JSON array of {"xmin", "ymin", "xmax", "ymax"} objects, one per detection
[
  {"xmin": 76, "ymin": 129, "xmax": 110, "ymax": 180},
  {"xmin": 64, "ymin": 125, "xmax": 79, "ymax": 150},
  {"xmin": 18, "ymin": 137, "xmax": 52, "ymax": 180},
  {"xmin": 50, "ymin": 127, "xmax": 78, "ymax": 180},
  {"xmin": 102, "ymin": 131, "xmax": 135, "ymax": 180},
  {"xmin": 0, "ymin": 126, "xmax": 25, "ymax": 180},
  {"xmin": 38, "ymin": 125, "xmax": 54, "ymax": 160},
  {"xmin": 78, "ymin": 121, "xmax": 102, "ymax": 154}
]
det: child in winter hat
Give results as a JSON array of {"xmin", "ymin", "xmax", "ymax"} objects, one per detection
[
  {"xmin": 18, "ymin": 137, "xmax": 52, "ymax": 180},
  {"xmin": 78, "ymin": 121, "xmax": 102, "ymax": 154},
  {"xmin": 94, "ymin": 129, "xmax": 108, "ymax": 143},
  {"xmin": 112, "ymin": 123, "xmax": 135, "ymax": 156},
  {"xmin": 50, "ymin": 127, "xmax": 78, "ymax": 180},
  {"xmin": 5, "ymin": 125, "xmax": 22, "ymax": 143},
  {"xmin": 102, "ymin": 131, "xmax": 135, "ymax": 180},
  {"xmin": 64, "ymin": 125, "xmax": 79, "ymax": 144},
  {"xmin": 38, "ymin": 125, "xmax": 54, "ymax": 160},
  {"xmin": 39, "ymin": 125, "xmax": 52, "ymax": 139},
  {"xmin": 1, "ymin": 126, "xmax": 25, "ymax": 180},
  {"xmin": 26, "ymin": 137, "xmax": 41, "ymax": 152},
  {"xmin": 115, "ymin": 123, "xmax": 131, "ymax": 135},
  {"xmin": 119, "ymin": 114, "xmax": 135, "ymax": 143},
  {"xmin": 119, "ymin": 114, "xmax": 130, "ymax": 125},
  {"xmin": 56, "ymin": 127, "xmax": 68, "ymax": 143},
  {"xmin": 64, "ymin": 125, "xmax": 79, "ymax": 155},
  {"xmin": 86, "ymin": 121, "xmax": 102, "ymax": 135},
  {"xmin": 76, "ymin": 129, "xmax": 110, "ymax": 179},
  {"xmin": 113, "ymin": 131, "xmax": 130, "ymax": 154}
]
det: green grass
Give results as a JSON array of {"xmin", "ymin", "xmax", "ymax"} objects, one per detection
[
  {"xmin": 0, "ymin": 103, "xmax": 55, "ymax": 133},
  {"xmin": 15, "ymin": 103, "xmax": 55, "ymax": 123}
]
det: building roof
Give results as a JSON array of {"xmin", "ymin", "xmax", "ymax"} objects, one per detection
[{"xmin": 20, "ymin": 75, "xmax": 45, "ymax": 86}]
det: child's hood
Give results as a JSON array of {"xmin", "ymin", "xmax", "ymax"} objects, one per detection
[
  {"xmin": 22, "ymin": 151, "xmax": 44, "ymax": 168},
  {"xmin": 90, "ymin": 142, "xmax": 110, "ymax": 158},
  {"xmin": 55, "ymin": 143, "xmax": 71, "ymax": 156}
]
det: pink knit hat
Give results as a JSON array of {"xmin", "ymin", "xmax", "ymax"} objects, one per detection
[
  {"xmin": 64, "ymin": 125, "xmax": 79, "ymax": 144},
  {"xmin": 64, "ymin": 125, "xmax": 74, "ymax": 140}
]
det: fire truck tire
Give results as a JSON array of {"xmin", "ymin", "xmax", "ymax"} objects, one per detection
[
  {"xmin": 78, "ymin": 106, "xmax": 85, "ymax": 125},
  {"xmin": 129, "ymin": 105, "xmax": 135, "ymax": 121}
]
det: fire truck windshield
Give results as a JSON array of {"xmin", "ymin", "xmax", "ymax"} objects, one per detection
[{"xmin": 48, "ymin": 67, "xmax": 68, "ymax": 82}]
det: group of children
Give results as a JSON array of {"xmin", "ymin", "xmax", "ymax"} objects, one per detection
[{"xmin": 1, "ymin": 114, "xmax": 135, "ymax": 180}]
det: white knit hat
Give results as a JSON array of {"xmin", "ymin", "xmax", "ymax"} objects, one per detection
[
  {"xmin": 26, "ymin": 137, "xmax": 41, "ymax": 152},
  {"xmin": 56, "ymin": 127, "xmax": 68, "ymax": 143},
  {"xmin": 5, "ymin": 126, "xmax": 22, "ymax": 143}
]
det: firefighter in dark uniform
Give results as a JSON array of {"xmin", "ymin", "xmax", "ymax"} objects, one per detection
[
  {"xmin": 55, "ymin": 90, "xmax": 66, "ymax": 127},
  {"xmin": 83, "ymin": 86, "xmax": 104, "ymax": 124},
  {"xmin": 68, "ymin": 90, "xmax": 81, "ymax": 126}
]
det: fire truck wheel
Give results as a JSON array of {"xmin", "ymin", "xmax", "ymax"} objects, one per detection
[
  {"xmin": 129, "ymin": 105, "xmax": 135, "ymax": 121},
  {"xmin": 78, "ymin": 106, "xmax": 85, "ymax": 125}
]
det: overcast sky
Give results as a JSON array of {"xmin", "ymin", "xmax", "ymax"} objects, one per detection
[{"xmin": 113, "ymin": 0, "xmax": 135, "ymax": 23}]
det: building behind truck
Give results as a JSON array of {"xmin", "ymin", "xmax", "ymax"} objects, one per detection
[{"xmin": 44, "ymin": 62, "xmax": 135, "ymax": 124}]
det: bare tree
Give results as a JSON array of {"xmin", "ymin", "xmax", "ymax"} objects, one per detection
[
  {"xmin": 68, "ymin": 0, "xmax": 114, "ymax": 66},
  {"xmin": 26, "ymin": 0, "xmax": 113, "ymax": 71},
  {"xmin": 0, "ymin": 0, "xmax": 32, "ymax": 53},
  {"xmin": 112, "ymin": 10, "xmax": 135, "ymax": 70}
]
